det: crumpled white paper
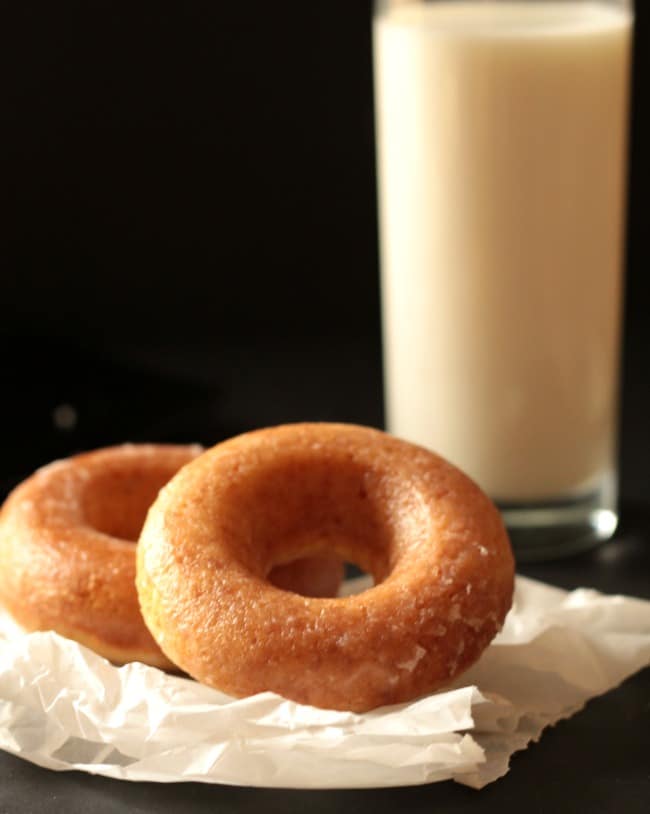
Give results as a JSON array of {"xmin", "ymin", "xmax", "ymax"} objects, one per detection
[{"xmin": 1, "ymin": 575, "xmax": 649, "ymax": 789}]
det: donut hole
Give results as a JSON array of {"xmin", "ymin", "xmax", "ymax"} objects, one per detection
[
  {"xmin": 267, "ymin": 554, "xmax": 345, "ymax": 598},
  {"xmin": 265, "ymin": 554, "xmax": 374, "ymax": 598},
  {"xmin": 82, "ymin": 467, "xmax": 177, "ymax": 542},
  {"xmin": 338, "ymin": 561, "xmax": 375, "ymax": 596}
]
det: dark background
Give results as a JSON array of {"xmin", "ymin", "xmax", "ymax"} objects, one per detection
[{"xmin": 2, "ymin": 1, "xmax": 648, "ymax": 495}]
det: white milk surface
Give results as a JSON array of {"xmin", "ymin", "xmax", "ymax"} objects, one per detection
[{"xmin": 374, "ymin": 2, "xmax": 633, "ymax": 501}]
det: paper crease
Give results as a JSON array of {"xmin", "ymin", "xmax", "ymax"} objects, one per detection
[{"xmin": 1, "ymin": 575, "xmax": 649, "ymax": 789}]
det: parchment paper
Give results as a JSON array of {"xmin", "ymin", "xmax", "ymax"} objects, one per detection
[{"xmin": 1, "ymin": 575, "xmax": 649, "ymax": 789}]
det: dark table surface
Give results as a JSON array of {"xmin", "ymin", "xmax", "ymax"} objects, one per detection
[{"xmin": 1, "ymin": 339, "xmax": 649, "ymax": 814}]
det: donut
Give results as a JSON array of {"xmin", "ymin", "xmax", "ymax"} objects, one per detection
[
  {"xmin": 0, "ymin": 444, "xmax": 343, "ymax": 668},
  {"xmin": 136, "ymin": 423, "xmax": 515, "ymax": 711}
]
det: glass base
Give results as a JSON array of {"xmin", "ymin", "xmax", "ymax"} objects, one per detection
[{"xmin": 497, "ymin": 471, "xmax": 618, "ymax": 563}]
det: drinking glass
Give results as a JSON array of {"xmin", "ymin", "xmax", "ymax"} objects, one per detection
[{"xmin": 373, "ymin": 0, "xmax": 634, "ymax": 560}]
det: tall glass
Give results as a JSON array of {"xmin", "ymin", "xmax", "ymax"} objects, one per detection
[{"xmin": 373, "ymin": 0, "xmax": 634, "ymax": 560}]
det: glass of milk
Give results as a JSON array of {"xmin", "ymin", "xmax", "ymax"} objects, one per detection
[{"xmin": 373, "ymin": 0, "xmax": 634, "ymax": 560}]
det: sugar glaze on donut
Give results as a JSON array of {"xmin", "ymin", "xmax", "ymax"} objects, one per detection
[
  {"xmin": 0, "ymin": 445, "xmax": 203, "ymax": 667},
  {"xmin": 136, "ymin": 423, "xmax": 515, "ymax": 711}
]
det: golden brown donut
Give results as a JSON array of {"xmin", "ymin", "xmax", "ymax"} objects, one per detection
[
  {"xmin": 136, "ymin": 423, "xmax": 515, "ymax": 711},
  {"xmin": 0, "ymin": 445, "xmax": 202, "ymax": 667},
  {"xmin": 0, "ymin": 444, "xmax": 343, "ymax": 668}
]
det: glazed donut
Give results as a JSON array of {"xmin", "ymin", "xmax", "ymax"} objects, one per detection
[
  {"xmin": 0, "ymin": 444, "xmax": 343, "ymax": 668},
  {"xmin": 136, "ymin": 423, "xmax": 514, "ymax": 711},
  {"xmin": 0, "ymin": 445, "xmax": 202, "ymax": 667}
]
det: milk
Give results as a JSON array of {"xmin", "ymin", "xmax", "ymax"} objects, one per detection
[{"xmin": 374, "ymin": 1, "xmax": 632, "ymax": 502}]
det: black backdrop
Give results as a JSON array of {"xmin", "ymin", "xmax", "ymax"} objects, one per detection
[
  {"xmin": 2, "ymin": 1, "xmax": 648, "ymax": 493},
  {"xmin": 4, "ymin": 2, "xmax": 379, "ymax": 344}
]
